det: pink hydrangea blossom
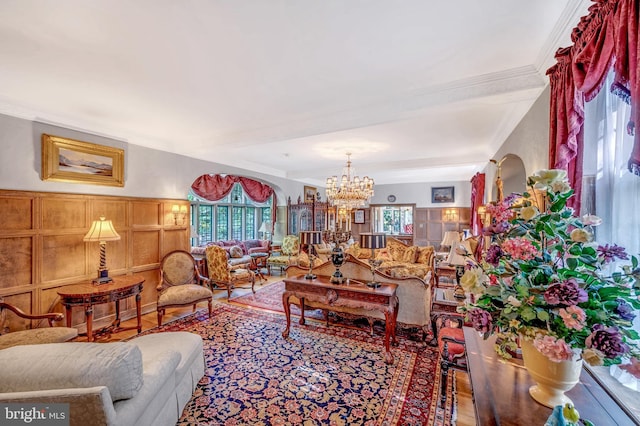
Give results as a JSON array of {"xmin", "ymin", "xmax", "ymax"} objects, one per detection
[
  {"xmin": 559, "ymin": 305, "xmax": 586, "ymax": 330},
  {"xmin": 533, "ymin": 335, "xmax": 574, "ymax": 362},
  {"xmin": 501, "ymin": 237, "xmax": 538, "ymax": 261},
  {"xmin": 486, "ymin": 202, "xmax": 513, "ymax": 223}
]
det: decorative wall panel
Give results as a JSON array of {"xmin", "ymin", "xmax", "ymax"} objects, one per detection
[
  {"xmin": 1, "ymin": 197, "xmax": 34, "ymax": 230},
  {"xmin": 0, "ymin": 189, "xmax": 189, "ymax": 333},
  {"xmin": 0, "ymin": 237, "xmax": 32, "ymax": 288}
]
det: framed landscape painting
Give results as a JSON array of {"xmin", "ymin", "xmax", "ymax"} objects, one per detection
[
  {"xmin": 41, "ymin": 134, "xmax": 125, "ymax": 187},
  {"xmin": 432, "ymin": 186, "xmax": 455, "ymax": 203},
  {"xmin": 304, "ymin": 186, "xmax": 317, "ymax": 203}
]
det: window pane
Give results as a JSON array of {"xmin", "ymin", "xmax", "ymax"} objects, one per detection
[
  {"xmin": 246, "ymin": 208, "xmax": 255, "ymax": 239},
  {"xmin": 232, "ymin": 206, "xmax": 242, "ymax": 240},
  {"xmin": 198, "ymin": 205, "xmax": 213, "ymax": 244},
  {"xmin": 217, "ymin": 206, "xmax": 229, "ymax": 240}
]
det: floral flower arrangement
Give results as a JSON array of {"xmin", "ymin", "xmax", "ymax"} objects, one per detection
[{"xmin": 458, "ymin": 169, "xmax": 640, "ymax": 365}]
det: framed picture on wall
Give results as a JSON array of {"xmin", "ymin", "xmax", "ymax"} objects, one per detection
[
  {"xmin": 41, "ymin": 134, "xmax": 125, "ymax": 187},
  {"xmin": 432, "ymin": 186, "xmax": 455, "ymax": 203},
  {"xmin": 354, "ymin": 209, "xmax": 365, "ymax": 224},
  {"xmin": 304, "ymin": 186, "xmax": 317, "ymax": 203}
]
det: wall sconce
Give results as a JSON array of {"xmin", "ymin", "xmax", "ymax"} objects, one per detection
[
  {"xmin": 477, "ymin": 205, "xmax": 491, "ymax": 226},
  {"xmin": 444, "ymin": 208, "xmax": 458, "ymax": 222},
  {"xmin": 172, "ymin": 204, "xmax": 188, "ymax": 225}
]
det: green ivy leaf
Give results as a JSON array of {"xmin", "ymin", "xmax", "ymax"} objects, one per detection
[
  {"xmin": 537, "ymin": 310, "xmax": 550, "ymax": 321},
  {"xmin": 566, "ymin": 257, "xmax": 578, "ymax": 270},
  {"xmin": 521, "ymin": 306, "xmax": 536, "ymax": 321}
]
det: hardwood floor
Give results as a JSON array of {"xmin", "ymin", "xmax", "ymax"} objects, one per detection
[{"xmin": 72, "ymin": 270, "xmax": 476, "ymax": 425}]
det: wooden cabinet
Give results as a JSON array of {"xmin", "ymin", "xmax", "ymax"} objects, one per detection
[{"xmin": 287, "ymin": 198, "xmax": 333, "ymax": 235}]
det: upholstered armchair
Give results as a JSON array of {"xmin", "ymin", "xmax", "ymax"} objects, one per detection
[
  {"xmin": 157, "ymin": 250, "xmax": 213, "ymax": 326},
  {"xmin": 205, "ymin": 245, "xmax": 256, "ymax": 299},
  {"xmin": 0, "ymin": 300, "xmax": 78, "ymax": 350},
  {"xmin": 266, "ymin": 234, "xmax": 300, "ymax": 274}
]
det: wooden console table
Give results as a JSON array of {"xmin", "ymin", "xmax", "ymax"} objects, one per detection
[
  {"xmin": 57, "ymin": 274, "xmax": 145, "ymax": 342},
  {"xmin": 463, "ymin": 327, "xmax": 636, "ymax": 425},
  {"xmin": 282, "ymin": 275, "xmax": 399, "ymax": 364}
]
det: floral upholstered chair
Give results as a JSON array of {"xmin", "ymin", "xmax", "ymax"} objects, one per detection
[
  {"xmin": 205, "ymin": 245, "xmax": 256, "ymax": 299},
  {"xmin": 0, "ymin": 300, "xmax": 78, "ymax": 350},
  {"xmin": 266, "ymin": 234, "xmax": 300, "ymax": 274},
  {"xmin": 157, "ymin": 250, "xmax": 213, "ymax": 326}
]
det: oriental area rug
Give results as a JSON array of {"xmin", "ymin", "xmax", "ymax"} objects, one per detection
[{"xmin": 143, "ymin": 301, "xmax": 456, "ymax": 425}]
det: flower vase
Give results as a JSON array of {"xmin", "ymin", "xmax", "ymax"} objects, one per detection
[{"xmin": 520, "ymin": 337, "xmax": 583, "ymax": 408}]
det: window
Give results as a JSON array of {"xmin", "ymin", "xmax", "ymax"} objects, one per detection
[
  {"xmin": 582, "ymin": 71, "xmax": 640, "ymax": 422},
  {"xmin": 371, "ymin": 205, "xmax": 414, "ymax": 235},
  {"xmin": 188, "ymin": 183, "xmax": 272, "ymax": 245}
]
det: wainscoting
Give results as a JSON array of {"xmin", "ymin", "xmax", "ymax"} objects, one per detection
[{"xmin": 0, "ymin": 189, "xmax": 189, "ymax": 332}]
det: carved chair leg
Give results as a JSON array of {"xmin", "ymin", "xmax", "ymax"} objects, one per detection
[
  {"xmin": 440, "ymin": 342, "xmax": 450, "ymax": 406},
  {"xmin": 207, "ymin": 299, "xmax": 212, "ymax": 318},
  {"xmin": 367, "ymin": 318, "xmax": 374, "ymax": 336},
  {"xmin": 251, "ymin": 275, "xmax": 256, "ymax": 293},
  {"xmin": 157, "ymin": 309, "xmax": 164, "ymax": 327}
]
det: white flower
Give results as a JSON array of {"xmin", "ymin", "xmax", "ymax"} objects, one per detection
[
  {"xmin": 581, "ymin": 214, "xmax": 602, "ymax": 226},
  {"xmin": 520, "ymin": 206, "xmax": 538, "ymax": 221},
  {"xmin": 570, "ymin": 228, "xmax": 593, "ymax": 243},
  {"xmin": 460, "ymin": 268, "xmax": 485, "ymax": 295},
  {"xmin": 506, "ymin": 296, "xmax": 522, "ymax": 307}
]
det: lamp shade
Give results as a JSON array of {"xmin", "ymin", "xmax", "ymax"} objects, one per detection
[
  {"xmin": 441, "ymin": 231, "xmax": 461, "ymax": 247},
  {"xmin": 83, "ymin": 217, "xmax": 120, "ymax": 242},
  {"xmin": 258, "ymin": 222, "xmax": 268, "ymax": 233},
  {"xmin": 447, "ymin": 240, "xmax": 473, "ymax": 266},
  {"xmin": 359, "ymin": 233, "xmax": 386, "ymax": 250},
  {"xmin": 300, "ymin": 231, "xmax": 322, "ymax": 245}
]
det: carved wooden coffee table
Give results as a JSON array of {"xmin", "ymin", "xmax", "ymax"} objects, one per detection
[{"xmin": 282, "ymin": 274, "xmax": 399, "ymax": 364}]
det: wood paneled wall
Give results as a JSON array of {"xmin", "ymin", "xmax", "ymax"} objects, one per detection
[{"xmin": 0, "ymin": 189, "xmax": 189, "ymax": 332}]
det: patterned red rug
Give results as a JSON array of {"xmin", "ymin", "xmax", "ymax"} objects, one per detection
[{"xmin": 143, "ymin": 303, "xmax": 456, "ymax": 425}]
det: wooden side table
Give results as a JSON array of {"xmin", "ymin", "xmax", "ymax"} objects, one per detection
[
  {"xmin": 57, "ymin": 274, "xmax": 145, "ymax": 342},
  {"xmin": 282, "ymin": 275, "xmax": 398, "ymax": 364},
  {"xmin": 463, "ymin": 327, "xmax": 636, "ymax": 425}
]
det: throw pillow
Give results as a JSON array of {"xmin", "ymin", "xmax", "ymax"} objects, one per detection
[
  {"xmin": 375, "ymin": 249, "xmax": 393, "ymax": 262},
  {"xmin": 0, "ymin": 342, "xmax": 145, "ymax": 402},
  {"xmin": 416, "ymin": 246, "xmax": 435, "ymax": 265},
  {"xmin": 402, "ymin": 245, "xmax": 418, "ymax": 263},
  {"xmin": 387, "ymin": 239, "xmax": 406, "ymax": 262},
  {"xmin": 229, "ymin": 245, "xmax": 244, "ymax": 258}
]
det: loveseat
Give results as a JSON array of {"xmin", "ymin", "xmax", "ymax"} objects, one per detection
[
  {"xmin": 286, "ymin": 256, "xmax": 433, "ymax": 338},
  {"xmin": 346, "ymin": 236, "xmax": 436, "ymax": 283},
  {"xmin": 192, "ymin": 239, "xmax": 270, "ymax": 267},
  {"xmin": 0, "ymin": 331, "xmax": 204, "ymax": 426}
]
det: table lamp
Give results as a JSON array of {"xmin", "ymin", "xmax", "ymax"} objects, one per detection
[
  {"xmin": 447, "ymin": 240, "xmax": 472, "ymax": 299},
  {"xmin": 359, "ymin": 233, "xmax": 387, "ymax": 288},
  {"xmin": 84, "ymin": 216, "xmax": 121, "ymax": 284},
  {"xmin": 299, "ymin": 231, "xmax": 323, "ymax": 279},
  {"xmin": 441, "ymin": 231, "xmax": 461, "ymax": 251}
]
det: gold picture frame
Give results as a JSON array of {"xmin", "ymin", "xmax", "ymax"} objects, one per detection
[
  {"xmin": 304, "ymin": 186, "xmax": 317, "ymax": 203},
  {"xmin": 41, "ymin": 134, "xmax": 125, "ymax": 187}
]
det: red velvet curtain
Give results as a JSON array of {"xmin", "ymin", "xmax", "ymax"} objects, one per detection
[
  {"xmin": 547, "ymin": 0, "xmax": 640, "ymax": 213},
  {"xmin": 470, "ymin": 172, "xmax": 485, "ymax": 236},
  {"xmin": 191, "ymin": 174, "xmax": 277, "ymax": 227}
]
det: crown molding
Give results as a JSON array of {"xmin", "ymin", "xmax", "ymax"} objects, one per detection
[{"xmin": 535, "ymin": 0, "xmax": 592, "ymax": 75}]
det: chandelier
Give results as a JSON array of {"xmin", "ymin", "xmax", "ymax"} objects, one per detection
[{"xmin": 325, "ymin": 153, "xmax": 374, "ymax": 210}]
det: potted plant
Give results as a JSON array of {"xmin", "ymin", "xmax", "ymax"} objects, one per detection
[{"xmin": 458, "ymin": 169, "xmax": 640, "ymax": 408}]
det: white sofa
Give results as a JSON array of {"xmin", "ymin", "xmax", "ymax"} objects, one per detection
[{"xmin": 0, "ymin": 331, "xmax": 204, "ymax": 426}]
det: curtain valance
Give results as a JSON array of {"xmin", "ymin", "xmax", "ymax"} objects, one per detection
[
  {"xmin": 547, "ymin": 0, "xmax": 640, "ymax": 212},
  {"xmin": 191, "ymin": 174, "xmax": 277, "ymax": 225}
]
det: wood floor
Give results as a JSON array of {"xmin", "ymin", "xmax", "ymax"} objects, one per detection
[{"xmin": 75, "ymin": 272, "xmax": 476, "ymax": 425}]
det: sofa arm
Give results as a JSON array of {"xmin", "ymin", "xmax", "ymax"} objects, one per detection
[{"xmin": 0, "ymin": 386, "xmax": 116, "ymax": 426}]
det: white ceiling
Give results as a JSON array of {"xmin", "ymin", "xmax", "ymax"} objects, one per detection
[{"xmin": 0, "ymin": 1, "xmax": 589, "ymax": 186}]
